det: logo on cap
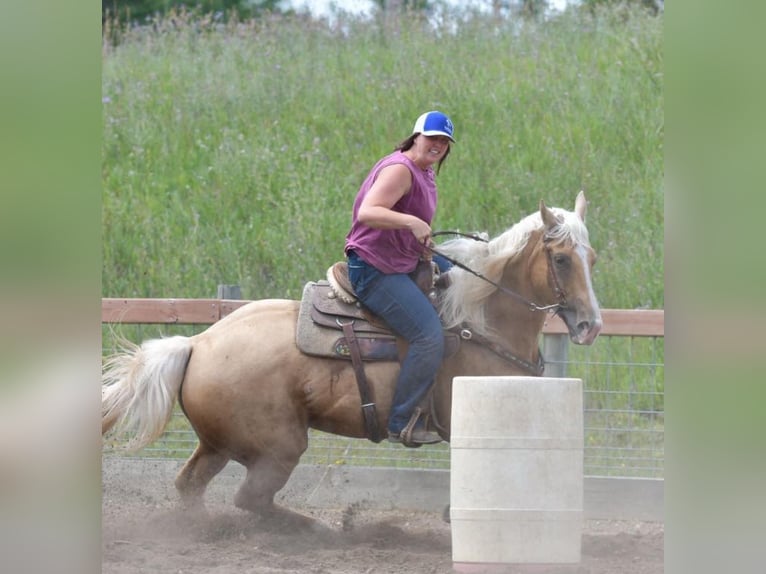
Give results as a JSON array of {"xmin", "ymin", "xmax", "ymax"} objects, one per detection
[{"xmin": 413, "ymin": 111, "xmax": 456, "ymax": 142}]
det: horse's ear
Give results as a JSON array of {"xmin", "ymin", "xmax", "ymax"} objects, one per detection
[
  {"xmin": 540, "ymin": 199, "xmax": 558, "ymax": 230},
  {"xmin": 574, "ymin": 190, "xmax": 587, "ymax": 222}
]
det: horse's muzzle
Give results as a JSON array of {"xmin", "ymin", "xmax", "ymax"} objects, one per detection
[{"xmin": 571, "ymin": 317, "xmax": 602, "ymax": 345}]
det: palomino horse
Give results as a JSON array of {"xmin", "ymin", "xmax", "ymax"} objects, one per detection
[{"xmin": 102, "ymin": 192, "xmax": 601, "ymax": 522}]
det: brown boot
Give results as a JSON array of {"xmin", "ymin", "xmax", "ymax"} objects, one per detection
[
  {"xmin": 388, "ymin": 408, "xmax": 443, "ymax": 447},
  {"xmin": 388, "ymin": 427, "xmax": 442, "ymax": 447}
]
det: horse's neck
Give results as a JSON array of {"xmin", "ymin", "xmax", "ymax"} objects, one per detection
[{"xmin": 484, "ymin": 248, "xmax": 549, "ymax": 359}]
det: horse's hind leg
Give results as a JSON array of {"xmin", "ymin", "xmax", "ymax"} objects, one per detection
[
  {"xmin": 174, "ymin": 440, "xmax": 229, "ymax": 512},
  {"xmin": 234, "ymin": 454, "xmax": 297, "ymax": 513},
  {"xmin": 233, "ymin": 449, "xmax": 317, "ymax": 528}
]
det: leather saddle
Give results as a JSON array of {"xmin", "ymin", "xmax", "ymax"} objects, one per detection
[{"xmin": 295, "ymin": 262, "xmax": 459, "ymax": 362}]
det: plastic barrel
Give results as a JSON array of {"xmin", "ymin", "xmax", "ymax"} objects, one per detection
[{"xmin": 450, "ymin": 376, "xmax": 583, "ymax": 568}]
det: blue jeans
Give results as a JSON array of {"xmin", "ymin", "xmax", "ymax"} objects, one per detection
[
  {"xmin": 347, "ymin": 251, "xmax": 445, "ymax": 434},
  {"xmin": 432, "ymin": 253, "xmax": 453, "ymax": 273}
]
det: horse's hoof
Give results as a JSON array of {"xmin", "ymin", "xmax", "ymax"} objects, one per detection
[
  {"xmin": 255, "ymin": 505, "xmax": 326, "ymax": 533},
  {"xmin": 177, "ymin": 501, "xmax": 210, "ymax": 521}
]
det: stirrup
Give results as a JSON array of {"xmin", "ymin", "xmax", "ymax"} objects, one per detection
[{"xmin": 399, "ymin": 407, "xmax": 441, "ymax": 447}]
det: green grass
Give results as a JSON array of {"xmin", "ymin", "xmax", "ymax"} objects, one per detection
[{"xmin": 102, "ymin": 6, "xmax": 663, "ymax": 307}]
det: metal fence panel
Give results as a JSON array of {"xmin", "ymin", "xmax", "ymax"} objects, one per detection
[{"xmin": 102, "ymin": 324, "xmax": 664, "ymax": 479}]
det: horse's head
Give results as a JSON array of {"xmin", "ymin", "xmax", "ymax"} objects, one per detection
[
  {"xmin": 436, "ymin": 192, "xmax": 602, "ymax": 348},
  {"xmin": 538, "ymin": 191, "xmax": 602, "ymax": 345}
]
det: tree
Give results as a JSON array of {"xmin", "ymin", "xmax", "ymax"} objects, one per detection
[
  {"xmin": 580, "ymin": 0, "xmax": 664, "ymax": 16},
  {"xmin": 485, "ymin": 1, "xmax": 550, "ymax": 20},
  {"xmin": 102, "ymin": 0, "xmax": 285, "ymax": 24},
  {"xmin": 369, "ymin": 0, "xmax": 432, "ymax": 15}
]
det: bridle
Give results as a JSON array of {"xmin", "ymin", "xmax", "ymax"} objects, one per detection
[
  {"xmin": 542, "ymin": 234, "xmax": 569, "ymax": 309},
  {"xmin": 428, "ymin": 229, "xmax": 572, "ymax": 377},
  {"xmin": 429, "ymin": 230, "xmax": 568, "ymax": 313}
]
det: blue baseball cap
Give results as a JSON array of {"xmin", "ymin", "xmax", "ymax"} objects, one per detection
[{"xmin": 412, "ymin": 111, "xmax": 455, "ymax": 142}]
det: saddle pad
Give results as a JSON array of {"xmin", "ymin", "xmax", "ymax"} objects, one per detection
[{"xmin": 296, "ymin": 282, "xmax": 399, "ymax": 361}]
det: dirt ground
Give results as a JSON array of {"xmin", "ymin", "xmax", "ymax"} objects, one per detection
[{"xmin": 102, "ymin": 471, "xmax": 663, "ymax": 574}]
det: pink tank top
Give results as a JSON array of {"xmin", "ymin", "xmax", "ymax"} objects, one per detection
[{"xmin": 345, "ymin": 151, "xmax": 437, "ymax": 274}]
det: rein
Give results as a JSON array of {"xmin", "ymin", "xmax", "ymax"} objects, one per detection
[
  {"xmin": 431, "ymin": 230, "xmax": 489, "ymax": 242},
  {"xmin": 450, "ymin": 326, "xmax": 546, "ymax": 376},
  {"xmin": 429, "ymin": 230, "xmax": 565, "ymax": 313}
]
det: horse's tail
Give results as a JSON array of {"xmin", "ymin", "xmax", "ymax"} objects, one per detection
[{"xmin": 102, "ymin": 335, "xmax": 193, "ymax": 451}]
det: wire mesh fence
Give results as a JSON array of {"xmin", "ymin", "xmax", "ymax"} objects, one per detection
[{"xmin": 102, "ymin": 323, "xmax": 664, "ymax": 479}]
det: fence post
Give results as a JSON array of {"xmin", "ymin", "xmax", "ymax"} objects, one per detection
[
  {"xmin": 543, "ymin": 333, "xmax": 569, "ymax": 378},
  {"xmin": 217, "ymin": 284, "xmax": 242, "ymax": 300}
]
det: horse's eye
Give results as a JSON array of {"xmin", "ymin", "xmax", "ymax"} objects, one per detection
[{"xmin": 554, "ymin": 254, "xmax": 570, "ymax": 267}]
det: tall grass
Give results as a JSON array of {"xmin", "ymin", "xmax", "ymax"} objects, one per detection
[{"xmin": 102, "ymin": 6, "xmax": 663, "ymax": 308}]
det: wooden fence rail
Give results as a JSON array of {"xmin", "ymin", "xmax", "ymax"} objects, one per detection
[
  {"xmin": 101, "ymin": 297, "xmax": 666, "ymax": 499},
  {"xmin": 101, "ymin": 298, "xmax": 664, "ymax": 337}
]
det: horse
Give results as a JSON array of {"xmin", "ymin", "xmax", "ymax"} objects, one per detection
[{"xmin": 102, "ymin": 191, "xmax": 602, "ymax": 524}]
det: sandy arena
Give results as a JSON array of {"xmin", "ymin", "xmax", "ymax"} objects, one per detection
[{"xmin": 102, "ymin": 460, "xmax": 663, "ymax": 574}]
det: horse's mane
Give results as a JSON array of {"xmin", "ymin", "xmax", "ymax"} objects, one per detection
[{"xmin": 438, "ymin": 206, "xmax": 591, "ymax": 336}]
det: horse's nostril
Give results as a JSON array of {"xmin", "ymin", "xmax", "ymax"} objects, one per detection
[{"xmin": 577, "ymin": 321, "xmax": 590, "ymax": 333}]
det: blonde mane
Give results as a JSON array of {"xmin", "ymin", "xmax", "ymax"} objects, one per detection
[{"xmin": 438, "ymin": 206, "xmax": 591, "ymax": 336}]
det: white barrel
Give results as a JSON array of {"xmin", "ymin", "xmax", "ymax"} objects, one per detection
[{"xmin": 450, "ymin": 376, "xmax": 583, "ymax": 567}]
